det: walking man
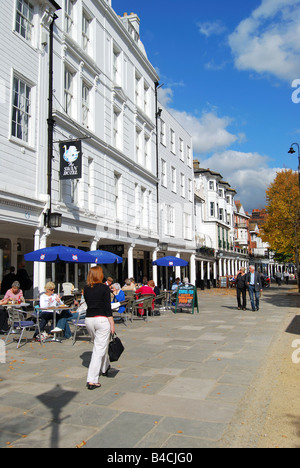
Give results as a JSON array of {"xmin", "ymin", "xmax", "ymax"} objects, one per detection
[{"xmin": 246, "ymin": 265, "xmax": 263, "ymax": 312}]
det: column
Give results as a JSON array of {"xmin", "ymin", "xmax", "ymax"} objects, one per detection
[
  {"xmin": 219, "ymin": 258, "xmax": 223, "ymax": 277},
  {"xmin": 38, "ymin": 228, "xmax": 49, "ymax": 293},
  {"xmin": 33, "ymin": 229, "xmax": 40, "ymax": 295},
  {"xmin": 152, "ymin": 249, "xmax": 158, "ymax": 285},
  {"xmin": 213, "ymin": 261, "xmax": 217, "ymax": 280},
  {"xmin": 128, "ymin": 244, "xmax": 134, "ymax": 279},
  {"xmin": 175, "ymin": 253, "xmax": 181, "ymax": 279},
  {"xmin": 190, "ymin": 254, "xmax": 196, "ymax": 286}
]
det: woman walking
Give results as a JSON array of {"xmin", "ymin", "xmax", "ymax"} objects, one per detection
[
  {"xmin": 84, "ymin": 266, "xmax": 115, "ymax": 390},
  {"xmin": 236, "ymin": 267, "xmax": 247, "ymax": 311}
]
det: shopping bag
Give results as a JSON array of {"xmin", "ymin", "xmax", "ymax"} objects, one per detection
[{"xmin": 108, "ymin": 333, "xmax": 124, "ymax": 362}]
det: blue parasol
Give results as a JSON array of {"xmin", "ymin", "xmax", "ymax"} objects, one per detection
[
  {"xmin": 24, "ymin": 245, "xmax": 94, "ymax": 264},
  {"xmin": 152, "ymin": 256, "xmax": 188, "ymax": 267},
  {"xmin": 89, "ymin": 250, "xmax": 123, "ymax": 264}
]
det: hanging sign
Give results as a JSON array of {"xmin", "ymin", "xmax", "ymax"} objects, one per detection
[{"xmin": 59, "ymin": 140, "xmax": 82, "ymax": 180}]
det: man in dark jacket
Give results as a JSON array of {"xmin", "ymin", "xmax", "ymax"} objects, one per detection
[{"xmin": 246, "ymin": 265, "xmax": 263, "ymax": 311}]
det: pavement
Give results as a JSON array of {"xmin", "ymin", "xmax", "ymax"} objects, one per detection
[{"xmin": 0, "ymin": 283, "xmax": 299, "ymax": 449}]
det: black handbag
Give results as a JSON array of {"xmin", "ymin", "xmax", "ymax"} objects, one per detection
[{"xmin": 108, "ymin": 333, "xmax": 124, "ymax": 362}]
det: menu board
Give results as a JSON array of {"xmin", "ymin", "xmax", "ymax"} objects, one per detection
[
  {"xmin": 219, "ymin": 276, "xmax": 228, "ymax": 288},
  {"xmin": 175, "ymin": 286, "xmax": 199, "ymax": 314}
]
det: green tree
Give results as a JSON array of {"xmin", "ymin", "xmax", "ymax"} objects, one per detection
[{"xmin": 260, "ymin": 169, "xmax": 300, "ymax": 291}]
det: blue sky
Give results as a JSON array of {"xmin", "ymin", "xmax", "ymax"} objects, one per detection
[{"xmin": 112, "ymin": 0, "xmax": 300, "ymax": 212}]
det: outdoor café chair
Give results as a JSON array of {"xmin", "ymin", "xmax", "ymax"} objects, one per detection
[
  {"xmin": 113, "ymin": 298, "xmax": 132, "ymax": 326},
  {"xmin": 131, "ymin": 295, "xmax": 154, "ymax": 321},
  {"xmin": 5, "ymin": 308, "xmax": 41, "ymax": 349},
  {"xmin": 72, "ymin": 314, "xmax": 89, "ymax": 345}
]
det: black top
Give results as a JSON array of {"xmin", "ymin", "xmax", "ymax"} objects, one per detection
[
  {"xmin": 84, "ymin": 283, "xmax": 112, "ymax": 318},
  {"xmin": 236, "ymin": 273, "xmax": 247, "ymax": 289}
]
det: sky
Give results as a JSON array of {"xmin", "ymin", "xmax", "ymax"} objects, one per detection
[{"xmin": 112, "ymin": 0, "xmax": 300, "ymax": 212}]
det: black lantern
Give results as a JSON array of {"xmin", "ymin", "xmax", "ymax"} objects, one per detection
[{"xmin": 44, "ymin": 210, "xmax": 62, "ymax": 228}]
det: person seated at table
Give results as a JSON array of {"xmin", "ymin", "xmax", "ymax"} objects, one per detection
[
  {"xmin": 0, "ymin": 298, "xmax": 9, "ymax": 334},
  {"xmin": 136, "ymin": 279, "xmax": 156, "ymax": 316},
  {"xmin": 171, "ymin": 278, "xmax": 182, "ymax": 292},
  {"xmin": 35, "ymin": 282, "xmax": 74, "ymax": 339},
  {"xmin": 122, "ymin": 278, "xmax": 136, "ymax": 292},
  {"xmin": 112, "ymin": 283, "xmax": 126, "ymax": 314},
  {"xmin": 4, "ymin": 281, "xmax": 25, "ymax": 304}
]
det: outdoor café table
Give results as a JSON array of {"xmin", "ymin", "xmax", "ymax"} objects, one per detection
[{"xmin": 39, "ymin": 305, "xmax": 74, "ymax": 343}]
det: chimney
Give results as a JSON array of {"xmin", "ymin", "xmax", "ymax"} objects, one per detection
[
  {"xmin": 128, "ymin": 12, "xmax": 140, "ymax": 36},
  {"xmin": 193, "ymin": 159, "xmax": 200, "ymax": 171}
]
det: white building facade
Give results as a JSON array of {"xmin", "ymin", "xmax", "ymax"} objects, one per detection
[
  {"xmin": 194, "ymin": 161, "xmax": 249, "ymax": 287},
  {"xmin": 155, "ymin": 100, "xmax": 195, "ymax": 287},
  {"xmin": 0, "ymin": 0, "xmax": 196, "ymax": 293}
]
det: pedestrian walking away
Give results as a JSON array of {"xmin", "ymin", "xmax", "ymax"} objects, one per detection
[
  {"xmin": 84, "ymin": 266, "xmax": 115, "ymax": 391},
  {"xmin": 246, "ymin": 265, "xmax": 263, "ymax": 312}
]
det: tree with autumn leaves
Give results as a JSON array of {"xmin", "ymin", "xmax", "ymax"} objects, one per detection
[{"xmin": 260, "ymin": 169, "xmax": 300, "ymax": 291}]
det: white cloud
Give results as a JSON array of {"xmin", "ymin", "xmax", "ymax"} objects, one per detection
[
  {"xmin": 198, "ymin": 20, "xmax": 227, "ymax": 38},
  {"xmin": 158, "ymin": 87, "xmax": 238, "ymax": 154},
  {"xmin": 172, "ymin": 110, "xmax": 238, "ymax": 154},
  {"xmin": 200, "ymin": 150, "xmax": 280, "ymax": 211},
  {"xmin": 229, "ymin": 0, "xmax": 300, "ymax": 82}
]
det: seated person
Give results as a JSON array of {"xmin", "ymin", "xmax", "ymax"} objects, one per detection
[
  {"xmin": 35, "ymin": 282, "xmax": 75, "ymax": 339},
  {"xmin": 182, "ymin": 277, "xmax": 194, "ymax": 288},
  {"xmin": 136, "ymin": 280, "xmax": 156, "ymax": 316},
  {"xmin": 112, "ymin": 283, "xmax": 126, "ymax": 314},
  {"xmin": 122, "ymin": 278, "xmax": 136, "ymax": 292},
  {"xmin": 171, "ymin": 278, "xmax": 182, "ymax": 291},
  {"xmin": 4, "ymin": 281, "xmax": 24, "ymax": 303},
  {"xmin": 0, "ymin": 298, "xmax": 9, "ymax": 334}
]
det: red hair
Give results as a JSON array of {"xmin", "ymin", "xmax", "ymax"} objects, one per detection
[{"xmin": 86, "ymin": 266, "xmax": 104, "ymax": 287}]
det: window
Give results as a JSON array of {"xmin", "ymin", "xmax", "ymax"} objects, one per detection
[
  {"xmin": 141, "ymin": 188, "xmax": 147, "ymax": 228},
  {"xmin": 82, "ymin": 82, "xmax": 90, "ymax": 127},
  {"xmin": 219, "ymin": 208, "xmax": 223, "ymax": 221},
  {"xmin": 11, "ymin": 76, "xmax": 32, "ymax": 143},
  {"xmin": 114, "ymin": 173, "xmax": 121, "ymax": 219},
  {"xmin": 210, "ymin": 202, "xmax": 215, "ymax": 217},
  {"xmin": 209, "ymin": 181, "xmax": 214, "ymax": 190},
  {"xmin": 113, "ymin": 44, "xmax": 121, "ymax": 86},
  {"xmin": 160, "ymin": 120, "xmax": 166, "ymax": 146},
  {"xmin": 113, "ymin": 108, "xmax": 122, "ymax": 149},
  {"xmin": 184, "ymin": 213, "xmax": 192, "ymax": 240},
  {"xmin": 135, "ymin": 184, "xmax": 140, "ymax": 227},
  {"xmin": 180, "ymin": 173, "xmax": 185, "ymax": 198},
  {"xmin": 187, "ymin": 145, "xmax": 192, "ymax": 166},
  {"xmin": 65, "ymin": 0, "xmax": 75, "ymax": 35},
  {"xmin": 188, "ymin": 179, "xmax": 193, "ymax": 202},
  {"xmin": 82, "ymin": 11, "xmax": 91, "ymax": 53},
  {"xmin": 170, "ymin": 129, "xmax": 175, "ymax": 154},
  {"xmin": 136, "ymin": 128, "xmax": 142, "ymax": 164},
  {"xmin": 144, "ymin": 82, "xmax": 150, "ymax": 115},
  {"xmin": 165, "ymin": 205, "xmax": 175, "ymax": 237},
  {"xmin": 88, "ymin": 158, "xmax": 94, "ymax": 211},
  {"xmin": 171, "ymin": 167, "xmax": 176, "ymax": 193},
  {"xmin": 144, "ymin": 134, "xmax": 151, "ymax": 170},
  {"xmin": 179, "ymin": 138, "xmax": 184, "ymax": 161},
  {"xmin": 15, "ymin": 0, "xmax": 34, "ymax": 42},
  {"xmin": 161, "ymin": 160, "xmax": 167, "ymax": 187},
  {"xmin": 64, "ymin": 67, "xmax": 74, "ymax": 115},
  {"xmin": 135, "ymin": 72, "xmax": 141, "ymax": 107}
]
